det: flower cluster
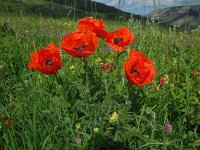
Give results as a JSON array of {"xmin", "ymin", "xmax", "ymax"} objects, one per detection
[{"xmin": 28, "ymin": 17, "xmax": 156, "ymax": 87}]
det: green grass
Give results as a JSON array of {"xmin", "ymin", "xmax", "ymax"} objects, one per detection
[{"xmin": 0, "ymin": 12, "xmax": 200, "ymax": 150}]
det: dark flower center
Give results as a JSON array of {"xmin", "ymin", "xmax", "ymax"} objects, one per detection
[
  {"xmin": 114, "ymin": 38, "xmax": 123, "ymax": 44},
  {"xmin": 74, "ymin": 44, "xmax": 87, "ymax": 52},
  {"xmin": 45, "ymin": 59, "xmax": 53, "ymax": 66},
  {"xmin": 130, "ymin": 68, "xmax": 140, "ymax": 74}
]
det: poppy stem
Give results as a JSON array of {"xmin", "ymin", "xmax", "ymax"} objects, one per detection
[
  {"xmin": 116, "ymin": 51, "xmax": 126, "ymax": 67},
  {"xmin": 55, "ymin": 74, "xmax": 69, "ymax": 105},
  {"xmin": 82, "ymin": 58, "xmax": 90, "ymax": 92},
  {"xmin": 116, "ymin": 52, "xmax": 120, "ymax": 67}
]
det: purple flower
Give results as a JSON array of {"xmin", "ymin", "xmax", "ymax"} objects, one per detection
[
  {"xmin": 22, "ymin": 31, "xmax": 29, "ymax": 37},
  {"xmin": 55, "ymin": 31, "xmax": 62, "ymax": 40},
  {"xmin": 103, "ymin": 46, "xmax": 112, "ymax": 52},
  {"xmin": 164, "ymin": 124, "xmax": 172, "ymax": 132},
  {"xmin": 63, "ymin": 31, "xmax": 68, "ymax": 36},
  {"xmin": 151, "ymin": 147, "xmax": 156, "ymax": 150}
]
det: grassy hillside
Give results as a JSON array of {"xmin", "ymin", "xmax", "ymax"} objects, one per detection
[
  {"xmin": 0, "ymin": 0, "xmax": 142, "ymax": 19},
  {"xmin": 149, "ymin": 5, "xmax": 200, "ymax": 30}
]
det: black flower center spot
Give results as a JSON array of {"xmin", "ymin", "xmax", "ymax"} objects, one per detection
[
  {"xmin": 114, "ymin": 38, "xmax": 123, "ymax": 44},
  {"xmin": 74, "ymin": 44, "xmax": 87, "ymax": 52},
  {"xmin": 45, "ymin": 59, "xmax": 53, "ymax": 66},
  {"xmin": 130, "ymin": 68, "xmax": 140, "ymax": 74}
]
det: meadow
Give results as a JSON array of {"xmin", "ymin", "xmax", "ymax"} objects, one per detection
[{"xmin": 0, "ymin": 10, "xmax": 200, "ymax": 150}]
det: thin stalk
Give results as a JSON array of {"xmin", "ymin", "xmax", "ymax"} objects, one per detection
[
  {"xmin": 55, "ymin": 74, "xmax": 69, "ymax": 105},
  {"xmin": 33, "ymin": 104, "xmax": 37, "ymax": 150},
  {"xmin": 83, "ymin": 58, "xmax": 89, "ymax": 89},
  {"xmin": 115, "ymin": 51, "xmax": 126, "ymax": 67}
]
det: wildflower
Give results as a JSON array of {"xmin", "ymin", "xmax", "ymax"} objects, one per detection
[
  {"xmin": 78, "ymin": 17, "xmax": 107, "ymax": 39},
  {"xmin": 160, "ymin": 75, "xmax": 169, "ymax": 84},
  {"xmin": 164, "ymin": 124, "xmax": 173, "ymax": 132},
  {"xmin": 36, "ymin": 74, "xmax": 44, "ymax": 82},
  {"xmin": 5, "ymin": 119, "xmax": 13, "ymax": 126},
  {"xmin": 151, "ymin": 147, "xmax": 156, "ymax": 150},
  {"xmin": 109, "ymin": 112, "xmax": 119, "ymax": 123},
  {"xmin": 102, "ymin": 63, "xmax": 111, "ymax": 72},
  {"xmin": 93, "ymin": 127, "xmax": 100, "ymax": 133},
  {"xmin": 172, "ymin": 58, "xmax": 177, "ymax": 67},
  {"xmin": 103, "ymin": 47, "xmax": 112, "ymax": 52},
  {"xmin": 170, "ymin": 83, "xmax": 175, "ymax": 90},
  {"xmin": 123, "ymin": 50, "xmax": 156, "ymax": 87},
  {"xmin": 192, "ymin": 71, "xmax": 200, "ymax": 77},
  {"xmin": 0, "ymin": 65, "xmax": 4, "ymax": 69},
  {"xmin": 102, "ymin": 63, "xmax": 115, "ymax": 72},
  {"xmin": 70, "ymin": 65, "xmax": 75, "ymax": 70},
  {"xmin": 194, "ymin": 138, "xmax": 200, "ymax": 143},
  {"xmin": 31, "ymin": 42, "xmax": 35, "ymax": 49},
  {"xmin": 75, "ymin": 137, "xmax": 82, "ymax": 144},
  {"xmin": 61, "ymin": 30, "xmax": 98, "ymax": 58},
  {"xmin": 63, "ymin": 31, "xmax": 68, "ymax": 37},
  {"xmin": 28, "ymin": 43, "xmax": 62, "ymax": 75},
  {"xmin": 65, "ymin": 22, "xmax": 71, "ymax": 27},
  {"xmin": 160, "ymin": 77, "xmax": 167, "ymax": 84},
  {"xmin": 22, "ymin": 31, "xmax": 29, "ymax": 37},
  {"xmin": 106, "ymin": 28, "xmax": 135, "ymax": 51},
  {"xmin": 95, "ymin": 57, "xmax": 103, "ymax": 64},
  {"xmin": 106, "ymin": 58, "xmax": 112, "ymax": 63},
  {"xmin": 75, "ymin": 123, "xmax": 81, "ymax": 129},
  {"xmin": 55, "ymin": 31, "xmax": 62, "ymax": 40}
]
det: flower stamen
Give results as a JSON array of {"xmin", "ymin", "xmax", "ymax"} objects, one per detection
[
  {"xmin": 74, "ymin": 44, "xmax": 87, "ymax": 52},
  {"xmin": 45, "ymin": 59, "xmax": 53, "ymax": 66},
  {"xmin": 114, "ymin": 37, "xmax": 123, "ymax": 44},
  {"xmin": 130, "ymin": 68, "xmax": 140, "ymax": 74}
]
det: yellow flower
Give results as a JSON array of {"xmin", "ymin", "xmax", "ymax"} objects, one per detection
[
  {"xmin": 194, "ymin": 138, "xmax": 200, "ymax": 143},
  {"xmin": 109, "ymin": 112, "xmax": 119, "ymax": 123},
  {"xmin": 70, "ymin": 65, "xmax": 75, "ymax": 70},
  {"xmin": 93, "ymin": 127, "xmax": 99, "ymax": 133},
  {"xmin": 69, "ymin": 65, "xmax": 75, "ymax": 74},
  {"xmin": 163, "ymin": 74, "xmax": 169, "ymax": 84},
  {"xmin": 64, "ymin": 22, "xmax": 72, "ymax": 27},
  {"xmin": 106, "ymin": 58, "xmax": 111, "ymax": 63},
  {"xmin": 75, "ymin": 123, "xmax": 81, "ymax": 129},
  {"xmin": 36, "ymin": 74, "xmax": 44, "ymax": 82},
  {"xmin": 172, "ymin": 58, "xmax": 177, "ymax": 67},
  {"xmin": 68, "ymin": 23, "xmax": 72, "ymax": 27},
  {"xmin": 170, "ymin": 83, "xmax": 175, "ymax": 90},
  {"xmin": 127, "ymin": 48, "xmax": 131, "ymax": 53},
  {"xmin": 95, "ymin": 57, "xmax": 103, "ymax": 65}
]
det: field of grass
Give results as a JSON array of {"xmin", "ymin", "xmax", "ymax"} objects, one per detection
[{"xmin": 0, "ymin": 10, "xmax": 200, "ymax": 150}]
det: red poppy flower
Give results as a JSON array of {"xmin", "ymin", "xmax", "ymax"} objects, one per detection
[
  {"xmin": 5, "ymin": 119, "xmax": 13, "ymax": 126},
  {"xmin": 61, "ymin": 30, "xmax": 98, "ymax": 58},
  {"xmin": 124, "ymin": 50, "xmax": 156, "ymax": 87},
  {"xmin": 106, "ymin": 28, "xmax": 135, "ymax": 51},
  {"xmin": 78, "ymin": 17, "xmax": 107, "ymax": 39},
  {"xmin": 28, "ymin": 43, "xmax": 62, "ymax": 75}
]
